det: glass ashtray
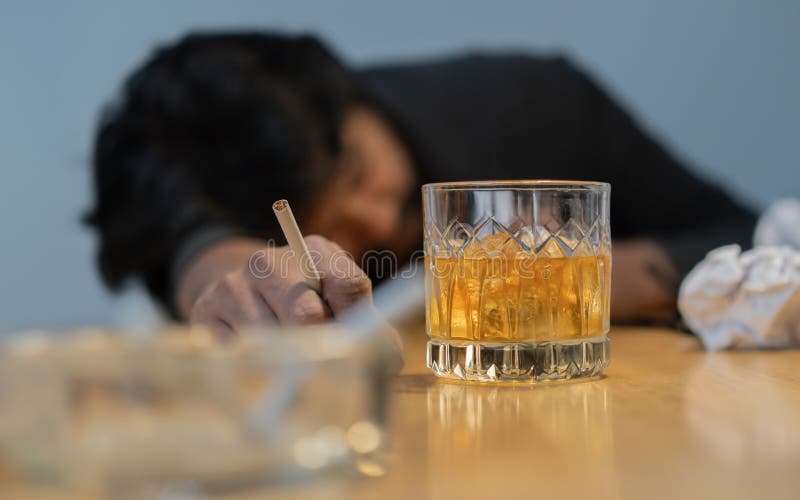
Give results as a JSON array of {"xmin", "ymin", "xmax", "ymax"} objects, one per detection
[{"xmin": 0, "ymin": 325, "xmax": 394, "ymax": 497}]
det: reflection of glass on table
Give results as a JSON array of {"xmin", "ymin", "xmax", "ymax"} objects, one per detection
[
  {"xmin": 423, "ymin": 181, "xmax": 611, "ymax": 382},
  {"xmin": 426, "ymin": 381, "xmax": 619, "ymax": 498}
]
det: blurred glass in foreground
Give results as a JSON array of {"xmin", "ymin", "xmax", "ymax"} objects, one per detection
[{"xmin": 0, "ymin": 325, "xmax": 394, "ymax": 498}]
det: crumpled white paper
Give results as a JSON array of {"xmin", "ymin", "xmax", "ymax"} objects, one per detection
[
  {"xmin": 754, "ymin": 197, "xmax": 800, "ymax": 249},
  {"xmin": 678, "ymin": 198, "xmax": 800, "ymax": 350}
]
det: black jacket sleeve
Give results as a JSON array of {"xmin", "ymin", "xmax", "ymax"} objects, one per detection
[{"xmin": 564, "ymin": 58, "xmax": 758, "ymax": 277}]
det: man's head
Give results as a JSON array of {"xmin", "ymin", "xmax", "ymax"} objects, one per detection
[{"xmin": 87, "ymin": 32, "xmax": 415, "ymax": 297}]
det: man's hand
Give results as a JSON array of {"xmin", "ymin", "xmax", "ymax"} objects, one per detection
[
  {"xmin": 178, "ymin": 235, "xmax": 373, "ymax": 337},
  {"xmin": 611, "ymin": 239, "xmax": 679, "ymax": 323}
]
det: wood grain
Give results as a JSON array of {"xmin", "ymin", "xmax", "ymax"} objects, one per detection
[{"xmin": 5, "ymin": 326, "xmax": 800, "ymax": 499}]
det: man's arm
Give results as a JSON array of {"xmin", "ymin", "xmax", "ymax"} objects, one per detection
[
  {"xmin": 558, "ymin": 58, "xmax": 758, "ymax": 320},
  {"xmin": 565, "ymin": 58, "xmax": 757, "ymax": 273}
]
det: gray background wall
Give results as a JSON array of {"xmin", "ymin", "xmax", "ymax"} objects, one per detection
[{"xmin": 1, "ymin": 1, "xmax": 798, "ymax": 331}]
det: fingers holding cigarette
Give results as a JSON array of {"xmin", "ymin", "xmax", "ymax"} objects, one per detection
[
  {"xmin": 188, "ymin": 235, "xmax": 360, "ymax": 337},
  {"xmin": 271, "ymin": 199, "xmax": 373, "ymax": 316},
  {"xmin": 303, "ymin": 235, "xmax": 373, "ymax": 316},
  {"xmin": 188, "ymin": 200, "xmax": 377, "ymax": 338}
]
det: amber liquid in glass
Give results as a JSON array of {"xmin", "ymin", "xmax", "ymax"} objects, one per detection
[{"xmin": 425, "ymin": 235, "xmax": 610, "ymax": 342}]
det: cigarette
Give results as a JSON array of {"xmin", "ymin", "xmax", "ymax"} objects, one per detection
[{"xmin": 272, "ymin": 199, "xmax": 322, "ymax": 292}]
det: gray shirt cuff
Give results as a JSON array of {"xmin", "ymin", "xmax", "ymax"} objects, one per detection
[{"xmin": 168, "ymin": 226, "xmax": 247, "ymax": 316}]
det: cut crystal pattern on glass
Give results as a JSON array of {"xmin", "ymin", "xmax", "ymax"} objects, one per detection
[
  {"xmin": 427, "ymin": 337, "xmax": 610, "ymax": 382},
  {"xmin": 423, "ymin": 181, "xmax": 611, "ymax": 383},
  {"xmin": 443, "ymin": 220, "xmax": 473, "ymax": 254}
]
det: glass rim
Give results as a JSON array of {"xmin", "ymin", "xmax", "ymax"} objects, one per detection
[{"xmin": 422, "ymin": 179, "xmax": 609, "ymax": 192}]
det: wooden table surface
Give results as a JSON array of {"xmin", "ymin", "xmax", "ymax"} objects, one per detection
[{"xmin": 5, "ymin": 326, "xmax": 800, "ymax": 499}]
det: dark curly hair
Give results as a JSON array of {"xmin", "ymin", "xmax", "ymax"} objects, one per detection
[{"xmin": 85, "ymin": 32, "xmax": 361, "ymax": 311}]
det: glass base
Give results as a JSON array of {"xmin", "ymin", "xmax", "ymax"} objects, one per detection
[{"xmin": 427, "ymin": 335, "xmax": 610, "ymax": 383}]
